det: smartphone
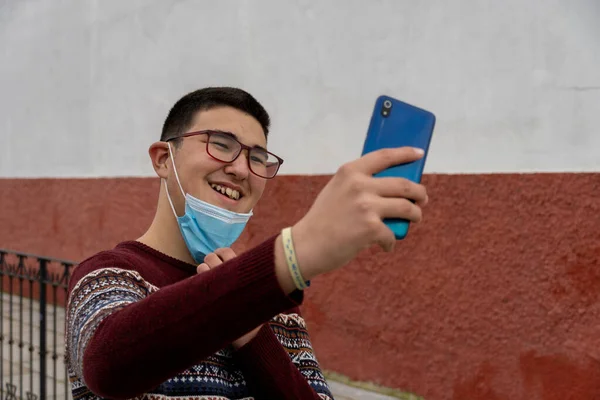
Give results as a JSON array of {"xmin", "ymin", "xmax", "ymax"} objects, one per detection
[{"xmin": 361, "ymin": 95, "xmax": 436, "ymax": 240}]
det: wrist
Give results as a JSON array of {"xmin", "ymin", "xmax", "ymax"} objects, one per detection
[
  {"xmin": 281, "ymin": 226, "xmax": 311, "ymax": 290},
  {"xmin": 274, "ymin": 221, "xmax": 321, "ymax": 294},
  {"xmin": 288, "ymin": 220, "xmax": 321, "ymax": 282},
  {"xmin": 274, "ymin": 233, "xmax": 300, "ymax": 294}
]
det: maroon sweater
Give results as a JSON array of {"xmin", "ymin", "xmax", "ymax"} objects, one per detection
[{"xmin": 65, "ymin": 234, "xmax": 333, "ymax": 399}]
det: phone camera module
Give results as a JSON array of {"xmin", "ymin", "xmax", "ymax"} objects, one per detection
[{"xmin": 381, "ymin": 99, "xmax": 392, "ymax": 117}]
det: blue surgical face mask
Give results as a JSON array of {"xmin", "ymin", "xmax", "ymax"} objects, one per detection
[{"xmin": 164, "ymin": 143, "xmax": 253, "ymax": 264}]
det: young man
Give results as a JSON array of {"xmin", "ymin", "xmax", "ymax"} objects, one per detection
[{"xmin": 65, "ymin": 87, "xmax": 428, "ymax": 399}]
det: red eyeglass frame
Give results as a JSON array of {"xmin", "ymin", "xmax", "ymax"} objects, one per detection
[{"xmin": 166, "ymin": 130, "xmax": 284, "ymax": 179}]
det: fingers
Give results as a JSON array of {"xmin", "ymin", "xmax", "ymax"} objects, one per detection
[
  {"xmin": 197, "ymin": 248, "xmax": 238, "ymax": 274},
  {"xmin": 370, "ymin": 198, "xmax": 421, "ymax": 252},
  {"xmin": 369, "ymin": 177, "xmax": 427, "ymax": 204},
  {"xmin": 351, "ymin": 147, "xmax": 424, "ymax": 176},
  {"xmin": 196, "ymin": 263, "xmax": 210, "ymax": 274},
  {"xmin": 214, "ymin": 247, "xmax": 237, "ymax": 262},
  {"xmin": 373, "ymin": 224, "xmax": 397, "ymax": 253},
  {"xmin": 203, "ymin": 252, "xmax": 223, "ymax": 268},
  {"xmin": 377, "ymin": 197, "xmax": 423, "ymax": 222}
]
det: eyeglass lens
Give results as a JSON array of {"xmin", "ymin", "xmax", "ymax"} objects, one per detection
[{"xmin": 207, "ymin": 132, "xmax": 280, "ymax": 178}]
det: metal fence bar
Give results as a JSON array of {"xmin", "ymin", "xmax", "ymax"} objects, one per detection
[
  {"xmin": 61, "ymin": 264, "xmax": 70, "ymax": 400},
  {"xmin": 29, "ymin": 275, "xmax": 35, "ymax": 400},
  {"xmin": 18, "ymin": 256, "xmax": 25, "ymax": 400},
  {"xmin": 0, "ymin": 249, "xmax": 75, "ymax": 400},
  {"xmin": 9, "ymin": 262, "xmax": 15, "ymax": 398},
  {"xmin": 52, "ymin": 282, "xmax": 58, "ymax": 399},
  {"xmin": 39, "ymin": 259, "xmax": 47, "ymax": 400},
  {"xmin": 0, "ymin": 251, "xmax": 4, "ymax": 398}
]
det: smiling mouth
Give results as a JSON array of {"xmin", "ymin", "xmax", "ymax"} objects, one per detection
[{"xmin": 210, "ymin": 183, "xmax": 242, "ymax": 200}]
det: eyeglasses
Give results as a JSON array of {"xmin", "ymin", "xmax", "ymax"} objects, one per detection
[{"xmin": 167, "ymin": 130, "xmax": 284, "ymax": 179}]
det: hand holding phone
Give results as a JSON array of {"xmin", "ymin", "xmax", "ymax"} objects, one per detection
[
  {"xmin": 289, "ymin": 146, "xmax": 428, "ymax": 283},
  {"xmin": 361, "ymin": 95, "xmax": 436, "ymax": 239},
  {"xmin": 276, "ymin": 97, "xmax": 433, "ymax": 284}
]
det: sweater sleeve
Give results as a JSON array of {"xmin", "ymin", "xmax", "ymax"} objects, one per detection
[
  {"xmin": 233, "ymin": 310, "xmax": 334, "ymax": 399},
  {"xmin": 65, "ymin": 235, "xmax": 304, "ymax": 399}
]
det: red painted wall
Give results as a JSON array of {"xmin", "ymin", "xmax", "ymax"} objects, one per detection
[{"xmin": 1, "ymin": 174, "xmax": 600, "ymax": 400}]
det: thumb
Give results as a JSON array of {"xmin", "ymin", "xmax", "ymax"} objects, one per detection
[
  {"xmin": 196, "ymin": 263, "xmax": 210, "ymax": 274},
  {"xmin": 375, "ymin": 228, "xmax": 396, "ymax": 253}
]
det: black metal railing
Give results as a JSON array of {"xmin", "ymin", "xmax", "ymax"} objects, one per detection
[{"xmin": 0, "ymin": 249, "xmax": 75, "ymax": 400}]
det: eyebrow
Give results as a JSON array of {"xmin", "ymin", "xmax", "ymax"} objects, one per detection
[{"xmin": 214, "ymin": 130, "xmax": 268, "ymax": 153}]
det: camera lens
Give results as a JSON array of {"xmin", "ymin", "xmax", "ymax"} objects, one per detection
[{"xmin": 384, "ymin": 100, "xmax": 392, "ymax": 108}]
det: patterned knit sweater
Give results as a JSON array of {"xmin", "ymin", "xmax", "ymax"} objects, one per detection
[{"xmin": 65, "ymin": 234, "xmax": 334, "ymax": 399}]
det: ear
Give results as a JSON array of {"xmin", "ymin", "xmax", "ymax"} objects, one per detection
[{"xmin": 148, "ymin": 141, "xmax": 171, "ymax": 179}]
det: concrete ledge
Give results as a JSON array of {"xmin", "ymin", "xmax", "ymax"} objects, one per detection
[{"xmin": 325, "ymin": 371, "xmax": 424, "ymax": 400}]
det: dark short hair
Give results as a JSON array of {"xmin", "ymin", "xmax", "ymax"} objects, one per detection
[{"xmin": 160, "ymin": 87, "xmax": 270, "ymax": 144}]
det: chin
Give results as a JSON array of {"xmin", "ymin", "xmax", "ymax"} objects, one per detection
[{"xmin": 231, "ymin": 199, "xmax": 256, "ymax": 214}]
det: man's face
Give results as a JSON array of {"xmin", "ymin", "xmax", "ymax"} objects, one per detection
[{"xmin": 168, "ymin": 106, "xmax": 269, "ymax": 214}]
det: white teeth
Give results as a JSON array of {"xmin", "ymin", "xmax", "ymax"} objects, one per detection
[{"xmin": 210, "ymin": 183, "xmax": 241, "ymax": 200}]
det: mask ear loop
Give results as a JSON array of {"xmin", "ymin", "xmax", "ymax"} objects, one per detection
[
  {"xmin": 168, "ymin": 142, "xmax": 186, "ymax": 198},
  {"xmin": 163, "ymin": 179, "xmax": 179, "ymax": 218},
  {"xmin": 164, "ymin": 142, "xmax": 186, "ymax": 218}
]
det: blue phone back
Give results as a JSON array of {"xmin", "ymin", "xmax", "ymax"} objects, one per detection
[{"xmin": 361, "ymin": 95, "xmax": 436, "ymax": 239}]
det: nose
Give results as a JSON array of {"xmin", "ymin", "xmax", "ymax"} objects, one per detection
[{"xmin": 223, "ymin": 149, "xmax": 250, "ymax": 180}]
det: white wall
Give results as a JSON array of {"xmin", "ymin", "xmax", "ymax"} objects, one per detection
[{"xmin": 1, "ymin": 0, "xmax": 599, "ymax": 178}]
